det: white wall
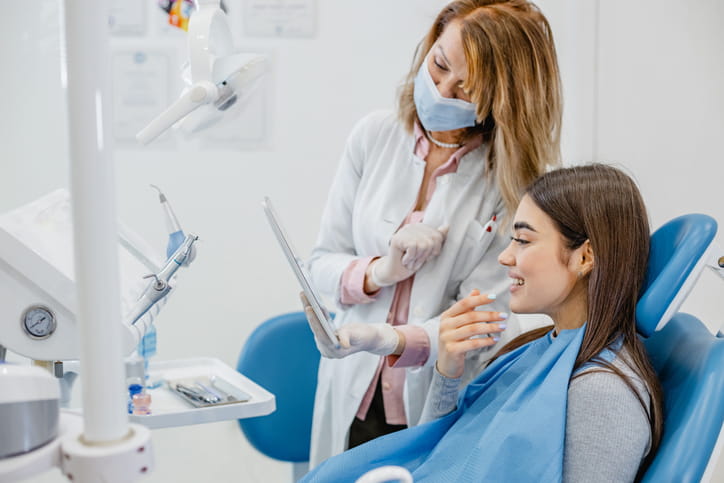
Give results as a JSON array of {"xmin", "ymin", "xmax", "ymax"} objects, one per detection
[
  {"xmin": 596, "ymin": 2, "xmax": 724, "ymax": 477},
  {"xmin": 2, "ymin": 1, "xmax": 722, "ymax": 482},
  {"xmin": 596, "ymin": 0, "xmax": 724, "ymax": 336}
]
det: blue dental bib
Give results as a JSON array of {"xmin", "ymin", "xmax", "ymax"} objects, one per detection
[{"xmin": 302, "ymin": 325, "xmax": 586, "ymax": 483}]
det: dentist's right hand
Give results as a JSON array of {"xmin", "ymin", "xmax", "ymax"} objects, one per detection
[
  {"xmin": 301, "ymin": 292, "xmax": 402, "ymax": 359},
  {"xmin": 368, "ymin": 223, "xmax": 448, "ymax": 289}
]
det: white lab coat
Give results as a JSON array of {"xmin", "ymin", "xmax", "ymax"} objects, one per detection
[{"xmin": 307, "ymin": 111, "xmax": 520, "ymax": 467}]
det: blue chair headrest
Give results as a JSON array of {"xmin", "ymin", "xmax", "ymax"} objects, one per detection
[
  {"xmin": 636, "ymin": 214, "xmax": 717, "ymax": 337},
  {"xmin": 237, "ymin": 311, "xmax": 321, "ymax": 463}
]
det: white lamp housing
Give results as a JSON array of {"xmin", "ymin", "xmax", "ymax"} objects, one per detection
[{"xmin": 136, "ymin": 0, "xmax": 266, "ymax": 145}]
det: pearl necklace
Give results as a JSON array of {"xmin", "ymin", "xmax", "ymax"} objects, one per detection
[{"xmin": 426, "ymin": 130, "xmax": 464, "ymax": 149}]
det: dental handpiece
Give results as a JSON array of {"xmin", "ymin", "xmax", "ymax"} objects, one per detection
[
  {"xmin": 126, "ymin": 275, "xmax": 172, "ymax": 328},
  {"xmin": 156, "ymin": 233, "xmax": 199, "ymax": 283},
  {"xmin": 150, "ymin": 184, "xmax": 185, "ymax": 258},
  {"xmin": 125, "ymin": 234, "xmax": 199, "ymax": 328}
]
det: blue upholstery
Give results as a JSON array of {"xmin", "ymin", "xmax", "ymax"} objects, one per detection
[
  {"xmin": 636, "ymin": 214, "xmax": 723, "ymax": 481},
  {"xmin": 236, "ymin": 311, "xmax": 321, "ymax": 462},
  {"xmin": 641, "ymin": 313, "xmax": 724, "ymax": 482},
  {"xmin": 636, "ymin": 214, "xmax": 717, "ymax": 336}
]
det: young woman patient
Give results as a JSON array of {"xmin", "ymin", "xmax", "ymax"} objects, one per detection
[{"xmin": 301, "ymin": 164, "xmax": 663, "ymax": 483}]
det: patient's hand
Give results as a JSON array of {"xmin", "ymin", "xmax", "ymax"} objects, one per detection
[{"xmin": 436, "ymin": 289, "xmax": 508, "ymax": 379}]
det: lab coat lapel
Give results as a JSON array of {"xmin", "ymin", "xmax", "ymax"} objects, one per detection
[{"xmin": 379, "ymin": 152, "xmax": 427, "ymax": 235}]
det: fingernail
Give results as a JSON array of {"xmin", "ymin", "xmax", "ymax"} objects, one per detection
[
  {"xmin": 492, "ymin": 335, "xmax": 500, "ymax": 342},
  {"xmin": 487, "ymin": 293, "xmax": 497, "ymax": 300},
  {"xmin": 498, "ymin": 312, "xmax": 509, "ymax": 320},
  {"xmin": 498, "ymin": 323, "xmax": 507, "ymax": 330}
]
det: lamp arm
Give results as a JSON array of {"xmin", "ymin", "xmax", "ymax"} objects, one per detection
[{"xmin": 136, "ymin": 81, "xmax": 218, "ymax": 145}]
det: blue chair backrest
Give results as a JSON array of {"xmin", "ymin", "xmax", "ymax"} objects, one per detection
[
  {"xmin": 636, "ymin": 214, "xmax": 717, "ymax": 336},
  {"xmin": 236, "ymin": 311, "xmax": 321, "ymax": 462},
  {"xmin": 636, "ymin": 214, "xmax": 723, "ymax": 480},
  {"xmin": 641, "ymin": 312, "xmax": 724, "ymax": 482}
]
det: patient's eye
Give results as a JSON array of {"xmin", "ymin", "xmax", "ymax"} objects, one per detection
[{"xmin": 510, "ymin": 236, "xmax": 530, "ymax": 245}]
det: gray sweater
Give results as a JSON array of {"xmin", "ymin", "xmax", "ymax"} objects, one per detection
[{"xmin": 420, "ymin": 351, "xmax": 652, "ymax": 482}]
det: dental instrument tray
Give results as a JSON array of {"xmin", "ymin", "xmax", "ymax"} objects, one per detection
[
  {"xmin": 125, "ymin": 357, "xmax": 274, "ymax": 429},
  {"xmin": 169, "ymin": 375, "xmax": 251, "ymax": 408}
]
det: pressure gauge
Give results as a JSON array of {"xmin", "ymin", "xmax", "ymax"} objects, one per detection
[{"xmin": 21, "ymin": 305, "xmax": 57, "ymax": 340}]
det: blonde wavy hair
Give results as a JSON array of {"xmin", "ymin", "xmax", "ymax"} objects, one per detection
[{"xmin": 398, "ymin": 0, "xmax": 562, "ymax": 217}]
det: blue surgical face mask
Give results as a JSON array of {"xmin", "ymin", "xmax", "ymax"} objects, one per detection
[{"xmin": 413, "ymin": 55, "xmax": 478, "ymax": 132}]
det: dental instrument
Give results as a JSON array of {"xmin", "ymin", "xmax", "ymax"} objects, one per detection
[
  {"xmin": 169, "ymin": 376, "xmax": 251, "ymax": 408},
  {"xmin": 174, "ymin": 383, "xmax": 221, "ymax": 405},
  {"xmin": 125, "ymin": 233, "xmax": 199, "ymax": 336},
  {"xmin": 127, "ymin": 233, "xmax": 202, "ymax": 395},
  {"xmin": 150, "ymin": 184, "xmax": 186, "ymax": 259},
  {"xmin": 139, "ymin": 185, "xmax": 192, "ymax": 390}
]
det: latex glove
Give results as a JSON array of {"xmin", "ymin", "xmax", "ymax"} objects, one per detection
[
  {"xmin": 336, "ymin": 322, "xmax": 400, "ymax": 357},
  {"xmin": 371, "ymin": 223, "xmax": 448, "ymax": 287},
  {"xmin": 299, "ymin": 292, "xmax": 339, "ymax": 355},
  {"xmin": 300, "ymin": 292, "xmax": 400, "ymax": 358},
  {"xmin": 436, "ymin": 289, "xmax": 508, "ymax": 379}
]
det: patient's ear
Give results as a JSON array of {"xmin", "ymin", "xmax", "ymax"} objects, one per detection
[{"xmin": 572, "ymin": 240, "xmax": 595, "ymax": 278}]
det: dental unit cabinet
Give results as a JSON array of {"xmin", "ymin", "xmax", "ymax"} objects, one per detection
[{"xmin": 0, "ymin": 188, "xmax": 274, "ymax": 480}]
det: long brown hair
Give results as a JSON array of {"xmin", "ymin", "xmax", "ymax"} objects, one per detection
[
  {"xmin": 398, "ymin": 0, "xmax": 562, "ymax": 218},
  {"xmin": 496, "ymin": 164, "xmax": 664, "ymax": 475}
]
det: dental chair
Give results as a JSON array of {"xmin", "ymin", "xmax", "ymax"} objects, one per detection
[
  {"xmin": 635, "ymin": 213, "xmax": 724, "ymax": 482},
  {"xmin": 236, "ymin": 311, "xmax": 320, "ymax": 481}
]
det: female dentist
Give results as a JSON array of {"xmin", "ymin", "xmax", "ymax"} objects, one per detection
[{"xmin": 304, "ymin": 0, "xmax": 562, "ymax": 466}]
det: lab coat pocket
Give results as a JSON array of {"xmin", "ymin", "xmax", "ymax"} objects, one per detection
[{"xmin": 450, "ymin": 219, "xmax": 497, "ymax": 283}]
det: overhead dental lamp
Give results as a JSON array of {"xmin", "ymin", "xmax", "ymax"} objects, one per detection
[{"xmin": 136, "ymin": 0, "xmax": 266, "ymax": 145}]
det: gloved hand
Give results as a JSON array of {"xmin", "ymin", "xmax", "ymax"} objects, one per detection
[
  {"xmin": 301, "ymin": 293, "xmax": 400, "ymax": 358},
  {"xmin": 336, "ymin": 322, "xmax": 400, "ymax": 357},
  {"xmin": 371, "ymin": 223, "xmax": 448, "ymax": 287},
  {"xmin": 300, "ymin": 292, "xmax": 338, "ymax": 354}
]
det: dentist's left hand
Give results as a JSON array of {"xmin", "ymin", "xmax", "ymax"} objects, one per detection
[
  {"xmin": 301, "ymin": 293, "xmax": 401, "ymax": 358},
  {"xmin": 368, "ymin": 223, "xmax": 448, "ymax": 288}
]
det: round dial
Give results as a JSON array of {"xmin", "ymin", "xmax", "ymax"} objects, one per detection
[{"xmin": 22, "ymin": 306, "xmax": 57, "ymax": 339}]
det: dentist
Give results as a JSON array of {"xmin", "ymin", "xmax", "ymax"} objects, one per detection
[{"xmin": 304, "ymin": 0, "xmax": 563, "ymax": 466}]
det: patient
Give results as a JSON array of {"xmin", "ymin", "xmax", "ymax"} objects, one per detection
[{"xmin": 301, "ymin": 164, "xmax": 663, "ymax": 482}]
